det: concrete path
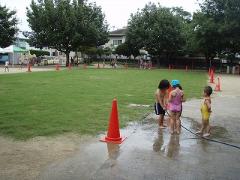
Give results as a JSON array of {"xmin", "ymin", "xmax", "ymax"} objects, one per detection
[
  {"xmin": 0, "ymin": 66, "xmax": 55, "ymax": 74},
  {"xmin": 38, "ymin": 75, "xmax": 240, "ymax": 180}
]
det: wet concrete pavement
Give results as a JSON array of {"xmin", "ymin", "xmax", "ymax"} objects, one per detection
[
  {"xmin": 37, "ymin": 75, "xmax": 240, "ymax": 180},
  {"xmin": 39, "ymin": 96, "xmax": 240, "ymax": 180}
]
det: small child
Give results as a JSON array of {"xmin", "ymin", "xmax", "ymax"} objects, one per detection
[
  {"xmin": 4, "ymin": 61, "xmax": 9, "ymax": 72},
  {"xmin": 197, "ymin": 86, "xmax": 212, "ymax": 137},
  {"xmin": 155, "ymin": 79, "xmax": 170, "ymax": 129},
  {"xmin": 168, "ymin": 80, "xmax": 184, "ymax": 134}
]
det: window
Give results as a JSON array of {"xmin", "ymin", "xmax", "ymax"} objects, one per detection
[{"xmin": 113, "ymin": 40, "xmax": 122, "ymax": 46}]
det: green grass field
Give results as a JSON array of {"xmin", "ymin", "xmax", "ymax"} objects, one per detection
[{"xmin": 0, "ymin": 68, "xmax": 207, "ymax": 139}]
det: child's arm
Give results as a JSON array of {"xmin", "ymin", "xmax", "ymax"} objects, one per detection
[
  {"xmin": 205, "ymin": 99, "xmax": 211, "ymax": 112},
  {"xmin": 157, "ymin": 91, "xmax": 166, "ymax": 109},
  {"xmin": 181, "ymin": 91, "xmax": 185, "ymax": 102},
  {"xmin": 168, "ymin": 91, "xmax": 175, "ymax": 102}
]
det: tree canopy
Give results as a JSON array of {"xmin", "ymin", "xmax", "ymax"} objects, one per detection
[
  {"xmin": 126, "ymin": 3, "xmax": 186, "ymax": 65},
  {"xmin": 27, "ymin": 0, "xmax": 109, "ymax": 64},
  {"xmin": 0, "ymin": 5, "xmax": 18, "ymax": 48}
]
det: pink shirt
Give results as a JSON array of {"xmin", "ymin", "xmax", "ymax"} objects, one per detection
[{"xmin": 169, "ymin": 89, "xmax": 183, "ymax": 112}]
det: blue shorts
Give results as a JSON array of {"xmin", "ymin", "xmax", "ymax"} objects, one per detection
[{"xmin": 154, "ymin": 103, "xmax": 165, "ymax": 115}]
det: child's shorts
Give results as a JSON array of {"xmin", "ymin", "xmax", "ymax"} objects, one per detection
[{"xmin": 154, "ymin": 103, "xmax": 165, "ymax": 115}]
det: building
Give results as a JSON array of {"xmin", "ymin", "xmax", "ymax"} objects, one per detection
[{"xmin": 104, "ymin": 28, "xmax": 127, "ymax": 50}]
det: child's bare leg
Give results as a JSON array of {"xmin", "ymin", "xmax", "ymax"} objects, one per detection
[
  {"xmin": 158, "ymin": 114, "xmax": 166, "ymax": 128},
  {"xmin": 203, "ymin": 121, "xmax": 211, "ymax": 136},
  {"xmin": 176, "ymin": 112, "xmax": 181, "ymax": 134},
  {"xmin": 169, "ymin": 112, "xmax": 175, "ymax": 134},
  {"xmin": 197, "ymin": 119, "xmax": 205, "ymax": 134}
]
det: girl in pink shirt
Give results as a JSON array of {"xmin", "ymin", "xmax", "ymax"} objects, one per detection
[{"xmin": 168, "ymin": 80, "xmax": 184, "ymax": 134}]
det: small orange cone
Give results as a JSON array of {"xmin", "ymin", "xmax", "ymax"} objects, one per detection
[
  {"xmin": 100, "ymin": 99, "xmax": 126, "ymax": 144},
  {"xmin": 214, "ymin": 76, "xmax": 221, "ymax": 91},
  {"xmin": 208, "ymin": 68, "xmax": 211, "ymax": 77},
  {"xmin": 68, "ymin": 63, "xmax": 71, "ymax": 70},
  {"xmin": 27, "ymin": 64, "xmax": 31, "ymax": 72},
  {"xmin": 56, "ymin": 64, "xmax": 60, "ymax": 71}
]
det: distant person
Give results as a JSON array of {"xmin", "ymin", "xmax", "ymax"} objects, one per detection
[
  {"xmin": 155, "ymin": 79, "xmax": 170, "ymax": 129},
  {"xmin": 140, "ymin": 59, "xmax": 143, "ymax": 69},
  {"xmin": 196, "ymin": 86, "xmax": 213, "ymax": 137},
  {"xmin": 19, "ymin": 59, "xmax": 23, "ymax": 69},
  {"xmin": 70, "ymin": 57, "xmax": 74, "ymax": 66},
  {"xmin": 4, "ymin": 61, "xmax": 9, "ymax": 72},
  {"xmin": 168, "ymin": 80, "xmax": 184, "ymax": 134}
]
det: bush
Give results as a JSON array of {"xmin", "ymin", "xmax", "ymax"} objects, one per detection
[{"xmin": 30, "ymin": 49, "xmax": 50, "ymax": 57}]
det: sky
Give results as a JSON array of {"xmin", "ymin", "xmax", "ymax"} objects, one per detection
[{"xmin": 1, "ymin": 0, "xmax": 200, "ymax": 31}]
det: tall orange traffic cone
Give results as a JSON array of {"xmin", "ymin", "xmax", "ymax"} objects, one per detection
[
  {"xmin": 209, "ymin": 69, "xmax": 214, "ymax": 83},
  {"xmin": 214, "ymin": 76, "xmax": 221, "ymax": 91},
  {"xmin": 100, "ymin": 99, "xmax": 126, "ymax": 144},
  {"xmin": 208, "ymin": 68, "xmax": 211, "ymax": 77},
  {"xmin": 27, "ymin": 64, "xmax": 31, "ymax": 72}
]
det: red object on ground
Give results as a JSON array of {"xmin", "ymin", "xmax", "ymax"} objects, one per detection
[
  {"xmin": 56, "ymin": 64, "xmax": 60, "ymax": 71},
  {"xmin": 214, "ymin": 76, "xmax": 221, "ymax": 91},
  {"xmin": 210, "ymin": 69, "xmax": 214, "ymax": 83},
  {"xmin": 27, "ymin": 64, "xmax": 31, "ymax": 72},
  {"xmin": 100, "ymin": 99, "xmax": 126, "ymax": 144}
]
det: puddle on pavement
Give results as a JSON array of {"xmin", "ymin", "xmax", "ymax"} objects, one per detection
[{"xmin": 39, "ymin": 115, "xmax": 238, "ymax": 180}]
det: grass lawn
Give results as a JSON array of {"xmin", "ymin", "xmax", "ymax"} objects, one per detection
[{"xmin": 0, "ymin": 68, "xmax": 207, "ymax": 139}]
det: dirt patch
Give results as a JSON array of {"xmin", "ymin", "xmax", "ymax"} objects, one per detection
[{"xmin": 0, "ymin": 134, "xmax": 96, "ymax": 180}]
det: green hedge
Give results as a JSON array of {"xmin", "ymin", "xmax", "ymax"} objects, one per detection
[{"xmin": 30, "ymin": 49, "xmax": 50, "ymax": 57}]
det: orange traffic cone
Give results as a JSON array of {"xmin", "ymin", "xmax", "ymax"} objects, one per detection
[
  {"xmin": 56, "ymin": 64, "xmax": 60, "ymax": 71},
  {"xmin": 209, "ymin": 69, "xmax": 214, "ymax": 83},
  {"xmin": 208, "ymin": 68, "xmax": 211, "ymax": 77},
  {"xmin": 214, "ymin": 76, "xmax": 221, "ymax": 91},
  {"xmin": 169, "ymin": 64, "xmax": 171, "ymax": 70},
  {"xmin": 68, "ymin": 63, "xmax": 71, "ymax": 70},
  {"xmin": 100, "ymin": 99, "xmax": 126, "ymax": 144},
  {"xmin": 27, "ymin": 64, "xmax": 31, "ymax": 72}
]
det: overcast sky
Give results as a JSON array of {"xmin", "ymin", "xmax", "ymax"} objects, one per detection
[{"xmin": 1, "ymin": 0, "xmax": 200, "ymax": 31}]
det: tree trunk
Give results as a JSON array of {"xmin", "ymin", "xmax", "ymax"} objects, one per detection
[{"xmin": 66, "ymin": 51, "xmax": 70, "ymax": 67}]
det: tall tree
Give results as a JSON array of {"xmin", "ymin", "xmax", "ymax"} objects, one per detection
[
  {"xmin": 192, "ymin": 0, "xmax": 240, "ymax": 66},
  {"xmin": 0, "ymin": 5, "xmax": 18, "ymax": 48},
  {"xmin": 126, "ymin": 3, "xmax": 185, "ymax": 66},
  {"xmin": 27, "ymin": 0, "xmax": 108, "ymax": 65}
]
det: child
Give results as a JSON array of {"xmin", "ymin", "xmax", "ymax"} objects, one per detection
[
  {"xmin": 197, "ymin": 86, "xmax": 212, "ymax": 137},
  {"xmin": 155, "ymin": 79, "xmax": 170, "ymax": 129},
  {"xmin": 4, "ymin": 61, "xmax": 9, "ymax": 72},
  {"xmin": 168, "ymin": 80, "xmax": 184, "ymax": 134}
]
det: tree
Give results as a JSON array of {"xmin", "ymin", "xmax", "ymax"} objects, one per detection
[
  {"xmin": 115, "ymin": 43, "xmax": 131, "ymax": 58},
  {"xmin": 191, "ymin": 0, "xmax": 240, "ymax": 67},
  {"xmin": 27, "ymin": 0, "xmax": 108, "ymax": 65},
  {"xmin": 126, "ymin": 3, "xmax": 185, "ymax": 66},
  {"xmin": 0, "ymin": 5, "xmax": 18, "ymax": 48}
]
